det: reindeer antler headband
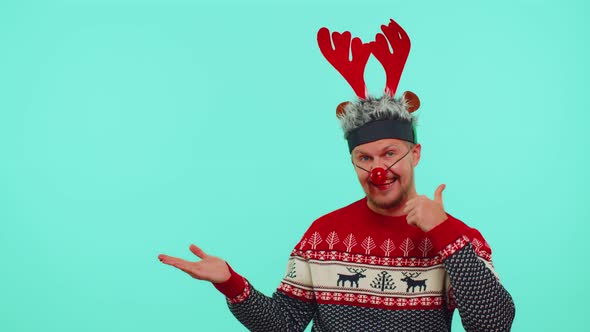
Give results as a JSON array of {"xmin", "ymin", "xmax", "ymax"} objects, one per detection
[{"xmin": 318, "ymin": 19, "xmax": 420, "ymax": 153}]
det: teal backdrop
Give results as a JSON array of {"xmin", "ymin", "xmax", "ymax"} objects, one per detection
[{"xmin": 1, "ymin": 0, "xmax": 588, "ymax": 331}]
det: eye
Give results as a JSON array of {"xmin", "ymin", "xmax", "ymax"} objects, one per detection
[
  {"xmin": 386, "ymin": 151, "xmax": 396, "ymax": 157},
  {"xmin": 359, "ymin": 155, "xmax": 371, "ymax": 162}
]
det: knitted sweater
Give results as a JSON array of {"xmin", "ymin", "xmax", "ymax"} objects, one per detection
[{"xmin": 214, "ymin": 198, "xmax": 515, "ymax": 331}]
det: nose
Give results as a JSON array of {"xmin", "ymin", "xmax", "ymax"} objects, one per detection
[
  {"xmin": 370, "ymin": 167, "xmax": 389, "ymax": 185},
  {"xmin": 369, "ymin": 157, "xmax": 389, "ymax": 171}
]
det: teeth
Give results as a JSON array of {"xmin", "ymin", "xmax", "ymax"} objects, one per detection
[
  {"xmin": 384, "ymin": 178, "xmax": 397, "ymax": 185},
  {"xmin": 371, "ymin": 178, "xmax": 397, "ymax": 186}
]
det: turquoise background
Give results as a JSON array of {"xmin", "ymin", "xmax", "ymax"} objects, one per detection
[{"xmin": 1, "ymin": 0, "xmax": 588, "ymax": 331}]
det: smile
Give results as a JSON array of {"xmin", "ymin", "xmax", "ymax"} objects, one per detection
[{"xmin": 370, "ymin": 177, "xmax": 398, "ymax": 188}]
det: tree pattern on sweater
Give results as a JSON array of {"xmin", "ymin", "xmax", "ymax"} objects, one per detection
[{"xmin": 216, "ymin": 199, "xmax": 515, "ymax": 331}]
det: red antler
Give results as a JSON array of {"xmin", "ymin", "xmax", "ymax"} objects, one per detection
[
  {"xmin": 317, "ymin": 27, "xmax": 371, "ymax": 99},
  {"xmin": 370, "ymin": 19, "xmax": 411, "ymax": 97}
]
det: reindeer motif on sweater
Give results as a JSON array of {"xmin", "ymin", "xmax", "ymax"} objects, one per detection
[{"xmin": 336, "ymin": 267, "xmax": 367, "ymax": 288}]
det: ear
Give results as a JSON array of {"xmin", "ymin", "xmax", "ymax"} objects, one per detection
[
  {"xmin": 402, "ymin": 91, "xmax": 420, "ymax": 113},
  {"xmin": 336, "ymin": 101, "xmax": 352, "ymax": 118},
  {"xmin": 411, "ymin": 143, "xmax": 422, "ymax": 167}
]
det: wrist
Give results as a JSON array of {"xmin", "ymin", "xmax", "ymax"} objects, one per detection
[{"xmin": 212, "ymin": 263, "xmax": 247, "ymax": 298}]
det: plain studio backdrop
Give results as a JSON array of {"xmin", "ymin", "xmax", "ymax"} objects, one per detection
[{"xmin": 1, "ymin": 0, "xmax": 588, "ymax": 331}]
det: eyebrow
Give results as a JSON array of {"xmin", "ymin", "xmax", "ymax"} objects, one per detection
[
  {"xmin": 354, "ymin": 144, "xmax": 402, "ymax": 156},
  {"xmin": 381, "ymin": 144, "xmax": 402, "ymax": 151}
]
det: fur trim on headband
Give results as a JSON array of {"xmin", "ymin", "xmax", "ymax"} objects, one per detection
[{"xmin": 339, "ymin": 95, "xmax": 417, "ymax": 138}]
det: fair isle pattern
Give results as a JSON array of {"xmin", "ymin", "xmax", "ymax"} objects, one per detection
[
  {"xmin": 220, "ymin": 199, "xmax": 514, "ymax": 330},
  {"xmin": 419, "ymin": 238, "xmax": 434, "ymax": 256},
  {"xmin": 279, "ymin": 281, "xmax": 444, "ymax": 308},
  {"xmin": 279, "ymin": 254, "xmax": 449, "ymax": 309},
  {"xmin": 326, "ymin": 231, "xmax": 339, "ymax": 249},
  {"xmin": 400, "ymin": 238, "xmax": 415, "ymax": 256},
  {"xmin": 307, "ymin": 302, "xmax": 453, "ymax": 332},
  {"xmin": 229, "ymin": 291, "xmax": 316, "ymax": 332},
  {"xmin": 361, "ymin": 236, "xmax": 376, "ymax": 255},
  {"xmin": 227, "ymin": 245, "xmax": 514, "ymax": 331},
  {"xmin": 444, "ymin": 244, "xmax": 515, "ymax": 331},
  {"xmin": 380, "ymin": 238, "xmax": 395, "ymax": 256},
  {"xmin": 298, "ymin": 238, "xmax": 307, "ymax": 250},
  {"xmin": 471, "ymin": 236, "xmax": 492, "ymax": 261},
  {"xmin": 439, "ymin": 235, "xmax": 470, "ymax": 260},
  {"xmin": 313, "ymin": 293, "xmax": 443, "ymax": 308},
  {"xmin": 278, "ymin": 223, "xmax": 496, "ymax": 312},
  {"xmin": 309, "ymin": 232, "xmax": 322, "ymax": 249},
  {"xmin": 343, "ymin": 233, "xmax": 357, "ymax": 252},
  {"xmin": 230, "ymin": 290, "xmax": 453, "ymax": 332},
  {"xmin": 278, "ymin": 283, "xmax": 315, "ymax": 300},
  {"xmin": 446, "ymin": 286, "xmax": 457, "ymax": 310},
  {"xmin": 297, "ymin": 231, "xmax": 492, "ymax": 263},
  {"xmin": 227, "ymin": 278, "xmax": 251, "ymax": 304},
  {"xmin": 291, "ymin": 249, "xmax": 445, "ymax": 267}
]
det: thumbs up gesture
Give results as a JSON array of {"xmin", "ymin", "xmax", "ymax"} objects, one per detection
[{"xmin": 403, "ymin": 184, "xmax": 448, "ymax": 232}]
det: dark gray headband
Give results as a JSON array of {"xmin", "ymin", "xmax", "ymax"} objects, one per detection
[{"xmin": 346, "ymin": 119, "xmax": 415, "ymax": 153}]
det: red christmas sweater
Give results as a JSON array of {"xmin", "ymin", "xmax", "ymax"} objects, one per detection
[{"xmin": 214, "ymin": 198, "xmax": 515, "ymax": 331}]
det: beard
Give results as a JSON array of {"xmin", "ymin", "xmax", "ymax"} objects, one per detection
[
  {"xmin": 366, "ymin": 173, "xmax": 413, "ymax": 210},
  {"xmin": 367, "ymin": 189, "xmax": 405, "ymax": 210}
]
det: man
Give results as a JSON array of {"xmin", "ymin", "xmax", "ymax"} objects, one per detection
[{"xmin": 159, "ymin": 19, "xmax": 515, "ymax": 331}]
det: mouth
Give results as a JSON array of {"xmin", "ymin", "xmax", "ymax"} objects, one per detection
[{"xmin": 371, "ymin": 177, "xmax": 398, "ymax": 190}]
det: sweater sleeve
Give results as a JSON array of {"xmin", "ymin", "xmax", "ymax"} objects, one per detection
[
  {"xmin": 212, "ymin": 261, "xmax": 316, "ymax": 332},
  {"xmin": 426, "ymin": 215, "xmax": 516, "ymax": 331}
]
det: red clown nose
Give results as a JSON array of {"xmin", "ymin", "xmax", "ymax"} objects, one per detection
[{"xmin": 370, "ymin": 167, "xmax": 388, "ymax": 185}]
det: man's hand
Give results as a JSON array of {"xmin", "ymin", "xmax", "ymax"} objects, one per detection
[
  {"xmin": 403, "ymin": 184, "xmax": 448, "ymax": 232},
  {"xmin": 158, "ymin": 245, "xmax": 231, "ymax": 284}
]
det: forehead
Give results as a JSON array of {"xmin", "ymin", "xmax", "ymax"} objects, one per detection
[{"xmin": 352, "ymin": 138, "xmax": 406, "ymax": 155}]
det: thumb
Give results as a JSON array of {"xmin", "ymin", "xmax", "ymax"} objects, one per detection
[
  {"xmin": 434, "ymin": 184, "xmax": 446, "ymax": 205},
  {"xmin": 189, "ymin": 244, "xmax": 208, "ymax": 259}
]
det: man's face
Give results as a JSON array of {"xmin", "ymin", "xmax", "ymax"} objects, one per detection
[{"xmin": 351, "ymin": 138, "xmax": 421, "ymax": 211}]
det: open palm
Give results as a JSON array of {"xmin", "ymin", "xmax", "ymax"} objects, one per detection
[{"xmin": 158, "ymin": 244, "xmax": 230, "ymax": 284}]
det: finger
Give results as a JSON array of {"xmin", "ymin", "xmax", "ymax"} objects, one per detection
[
  {"xmin": 403, "ymin": 201, "xmax": 414, "ymax": 214},
  {"xmin": 159, "ymin": 255, "xmax": 192, "ymax": 270},
  {"xmin": 158, "ymin": 254, "xmax": 176, "ymax": 262},
  {"xmin": 158, "ymin": 254, "xmax": 183, "ymax": 266},
  {"xmin": 406, "ymin": 213, "xmax": 417, "ymax": 226},
  {"xmin": 404, "ymin": 197, "xmax": 417, "ymax": 212},
  {"xmin": 189, "ymin": 244, "xmax": 208, "ymax": 259},
  {"xmin": 404, "ymin": 195, "xmax": 424, "ymax": 212},
  {"xmin": 434, "ymin": 184, "xmax": 446, "ymax": 205}
]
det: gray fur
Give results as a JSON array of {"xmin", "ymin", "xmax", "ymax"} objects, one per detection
[{"xmin": 339, "ymin": 95, "xmax": 417, "ymax": 138}]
